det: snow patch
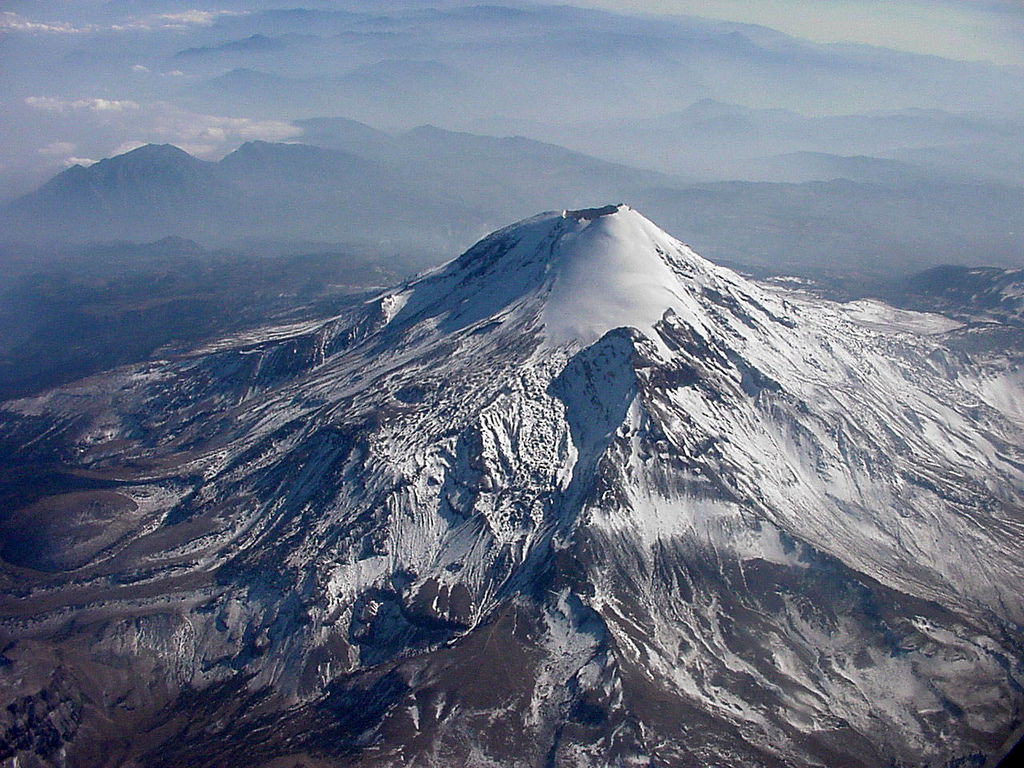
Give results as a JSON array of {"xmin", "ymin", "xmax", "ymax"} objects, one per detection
[{"xmin": 839, "ymin": 299, "xmax": 963, "ymax": 335}]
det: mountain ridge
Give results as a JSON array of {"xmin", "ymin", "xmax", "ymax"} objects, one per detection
[
  {"xmin": 0, "ymin": 137, "xmax": 671, "ymax": 259},
  {"xmin": 4, "ymin": 131, "xmax": 1022, "ymax": 277}
]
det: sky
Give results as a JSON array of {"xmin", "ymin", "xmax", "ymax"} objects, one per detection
[
  {"xmin": 1, "ymin": 0, "xmax": 1023, "ymax": 269},
  {"xmin": 572, "ymin": 0, "xmax": 1024, "ymax": 66},
  {"xmin": 2, "ymin": 0, "xmax": 1024, "ymax": 200}
]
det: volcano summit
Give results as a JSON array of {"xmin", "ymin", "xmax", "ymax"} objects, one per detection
[{"xmin": 1, "ymin": 205, "xmax": 1022, "ymax": 767}]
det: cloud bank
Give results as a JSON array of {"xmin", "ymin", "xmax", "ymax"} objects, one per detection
[
  {"xmin": 0, "ymin": 9, "xmax": 247, "ymax": 36},
  {"xmin": 5, "ymin": 97, "xmax": 301, "ymax": 194}
]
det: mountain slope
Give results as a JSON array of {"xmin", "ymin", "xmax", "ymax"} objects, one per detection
[
  {"xmin": 1, "ymin": 144, "xmax": 234, "ymax": 242},
  {"xmin": 880, "ymin": 264, "xmax": 1024, "ymax": 327},
  {"xmin": 1, "ymin": 206, "xmax": 1022, "ymax": 767}
]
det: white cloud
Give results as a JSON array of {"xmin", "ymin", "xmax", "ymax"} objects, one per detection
[
  {"xmin": 131, "ymin": 64, "xmax": 150, "ymax": 73},
  {"xmin": 23, "ymin": 94, "xmax": 302, "ymax": 172},
  {"xmin": 38, "ymin": 141, "xmax": 77, "ymax": 158},
  {"xmin": 34, "ymin": 142, "xmax": 95, "ymax": 170},
  {"xmin": 25, "ymin": 97, "xmax": 141, "ymax": 113},
  {"xmin": 1, "ymin": 9, "xmax": 248, "ymax": 36},
  {"xmin": 146, "ymin": 107, "xmax": 301, "ymax": 158},
  {"xmin": 26, "ymin": 97, "xmax": 302, "ymax": 162},
  {"xmin": 112, "ymin": 140, "xmax": 148, "ymax": 156},
  {"xmin": 156, "ymin": 11, "xmax": 220, "ymax": 28},
  {"xmin": 0, "ymin": 12, "xmax": 79, "ymax": 34},
  {"xmin": 24, "ymin": 97, "xmax": 65, "ymax": 112},
  {"xmin": 93, "ymin": 98, "xmax": 141, "ymax": 112}
]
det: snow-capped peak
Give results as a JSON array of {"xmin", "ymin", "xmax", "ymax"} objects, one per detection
[
  {"xmin": 542, "ymin": 204, "xmax": 717, "ymax": 348},
  {"xmin": 389, "ymin": 203, "xmax": 738, "ymax": 351}
]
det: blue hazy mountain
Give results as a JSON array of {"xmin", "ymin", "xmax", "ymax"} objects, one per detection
[
  {"xmin": 0, "ymin": 130, "xmax": 677, "ymax": 260},
  {"xmin": 4, "ymin": 126, "xmax": 1022, "ymax": 277}
]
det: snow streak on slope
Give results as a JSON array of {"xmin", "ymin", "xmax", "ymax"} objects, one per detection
[{"xmin": 1, "ymin": 205, "xmax": 1022, "ymax": 768}]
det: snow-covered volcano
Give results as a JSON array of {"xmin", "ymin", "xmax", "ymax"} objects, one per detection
[
  {"xmin": 1, "ymin": 205, "xmax": 1023, "ymax": 768},
  {"xmin": 387, "ymin": 204, "xmax": 719, "ymax": 347}
]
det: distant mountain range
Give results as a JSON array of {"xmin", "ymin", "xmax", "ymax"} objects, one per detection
[
  {"xmin": 548, "ymin": 99, "xmax": 1024, "ymax": 185},
  {"xmin": 4, "ymin": 1, "xmax": 1024, "ymax": 206},
  {"xmin": 0, "ymin": 132, "xmax": 670, "ymax": 261},
  {"xmin": 3, "ymin": 123, "xmax": 1023, "ymax": 277}
]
